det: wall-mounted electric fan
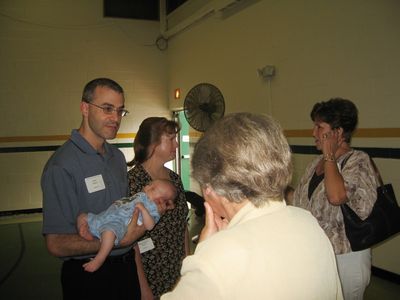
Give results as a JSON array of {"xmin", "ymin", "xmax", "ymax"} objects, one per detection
[{"xmin": 183, "ymin": 83, "xmax": 225, "ymax": 132}]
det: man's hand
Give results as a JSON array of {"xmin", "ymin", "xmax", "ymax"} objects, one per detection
[
  {"xmin": 199, "ymin": 202, "xmax": 228, "ymax": 243},
  {"xmin": 120, "ymin": 208, "xmax": 146, "ymax": 247}
]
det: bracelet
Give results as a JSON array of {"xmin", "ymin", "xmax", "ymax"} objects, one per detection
[{"xmin": 324, "ymin": 153, "xmax": 336, "ymax": 162}]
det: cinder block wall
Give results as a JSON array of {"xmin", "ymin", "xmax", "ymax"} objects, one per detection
[{"xmin": 0, "ymin": 0, "xmax": 170, "ymax": 211}]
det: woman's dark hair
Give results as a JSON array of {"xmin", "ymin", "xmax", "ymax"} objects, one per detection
[
  {"xmin": 127, "ymin": 117, "xmax": 180, "ymax": 167},
  {"xmin": 310, "ymin": 98, "xmax": 358, "ymax": 143}
]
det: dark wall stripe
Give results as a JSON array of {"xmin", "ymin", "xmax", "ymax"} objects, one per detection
[
  {"xmin": 0, "ymin": 143, "xmax": 134, "ymax": 153},
  {"xmin": 371, "ymin": 266, "xmax": 400, "ymax": 285},
  {"xmin": 290, "ymin": 145, "xmax": 400, "ymax": 159},
  {"xmin": 0, "ymin": 146, "xmax": 60, "ymax": 153},
  {"xmin": 0, "ymin": 208, "xmax": 42, "ymax": 217},
  {"xmin": 1, "ymin": 144, "xmax": 400, "ymax": 159}
]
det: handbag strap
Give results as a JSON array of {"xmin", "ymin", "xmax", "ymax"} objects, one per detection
[
  {"xmin": 340, "ymin": 150, "xmax": 354, "ymax": 170},
  {"xmin": 341, "ymin": 151, "xmax": 384, "ymax": 188},
  {"xmin": 368, "ymin": 157, "xmax": 384, "ymax": 187}
]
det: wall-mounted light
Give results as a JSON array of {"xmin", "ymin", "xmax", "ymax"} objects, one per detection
[
  {"xmin": 174, "ymin": 88, "xmax": 181, "ymax": 99},
  {"xmin": 257, "ymin": 65, "xmax": 276, "ymax": 80}
]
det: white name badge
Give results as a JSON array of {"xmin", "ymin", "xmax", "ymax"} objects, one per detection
[
  {"xmin": 85, "ymin": 174, "xmax": 106, "ymax": 193},
  {"xmin": 138, "ymin": 238, "xmax": 155, "ymax": 253}
]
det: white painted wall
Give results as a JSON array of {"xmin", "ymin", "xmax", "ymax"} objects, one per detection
[
  {"xmin": 0, "ymin": 0, "xmax": 399, "ymax": 274},
  {"xmin": 0, "ymin": 0, "xmax": 170, "ymax": 211},
  {"xmin": 166, "ymin": 0, "xmax": 400, "ymax": 274}
]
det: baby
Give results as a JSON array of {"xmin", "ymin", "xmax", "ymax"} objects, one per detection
[{"xmin": 77, "ymin": 178, "xmax": 177, "ymax": 272}]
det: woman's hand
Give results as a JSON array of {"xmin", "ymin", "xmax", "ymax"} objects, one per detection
[
  {"xmin": 321, "ymin": 129, "xmax": 343, "ymax": 158},
  {"xmin": 199, "ymin": 202, "xmax": 228, "ymax": 243},
  {"xmin": 321, "ymin": 128, "xmax": 349, "ymax": 205}
]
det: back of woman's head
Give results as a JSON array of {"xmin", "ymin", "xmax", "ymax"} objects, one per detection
[
  {"xmin": 128, "ymin": 117, "xmax": 180, "ymax": 166},
  {"xmin": 192, "ymin": 112, "xmax": 292, "ymax": 207},
  {"xmin": 310, "ymin": 98, "xmax": 358, "ymax": 143}
]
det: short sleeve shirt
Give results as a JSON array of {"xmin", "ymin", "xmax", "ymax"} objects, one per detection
[
  {"xmin": 41, "ymin": 129, "xmax": 129, "ymax": 237},
  {"xmin": 293, "ymin": 150, "xmax": 378, "ymax": 254}
]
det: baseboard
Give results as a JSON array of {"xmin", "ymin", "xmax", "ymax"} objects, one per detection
[{"xmin": 372, "ymin": 266, "xmax": 400, "ymax": 285}]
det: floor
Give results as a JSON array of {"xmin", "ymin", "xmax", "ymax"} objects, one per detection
[{"xmin": 0, "ymin": 212, "xmax": 399, "ymax": 299}]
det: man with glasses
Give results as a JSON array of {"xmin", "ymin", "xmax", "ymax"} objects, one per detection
[{"xmin": 42, "ymin": 78, "xmax": 144, "ymax": 299}]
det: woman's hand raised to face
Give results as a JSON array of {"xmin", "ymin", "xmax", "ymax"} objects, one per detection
[
  {"xmin": 199, "ymin": 202, "xmax": 229, "ymax": 243},
  {"xmin": 321, "ymin": 128, "xmax": 345, "ymax": 157}
]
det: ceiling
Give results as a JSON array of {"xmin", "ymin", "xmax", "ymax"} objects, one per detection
[{"xmin": 104, "ymin": 0, "xmax": 189, "ymax": 21}]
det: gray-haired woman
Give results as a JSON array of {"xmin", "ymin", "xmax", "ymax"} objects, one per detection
[{"xmin": 162, "ymin": 112, "xmax": 343, "ymax": 300}]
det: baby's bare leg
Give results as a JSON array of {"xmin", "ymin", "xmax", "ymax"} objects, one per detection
[
  {"xmin": 77, "ymin": 213, "xmax": 94, "ymax": 241},
  {"xmin": 83, "ymin": 230, "xmax": 116, "ymax": 272}
]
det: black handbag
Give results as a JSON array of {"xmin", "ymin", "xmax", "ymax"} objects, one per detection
[{"xmin": 340, "ymin": 156, "xmax": 400, "ymax": 251}]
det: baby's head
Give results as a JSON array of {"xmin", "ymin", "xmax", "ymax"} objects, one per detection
[{"xmin": 143, "ymin": 179, "xmax": 177, "ymax": 207}]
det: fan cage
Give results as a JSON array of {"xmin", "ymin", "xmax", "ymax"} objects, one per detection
[{"xmin": 183, "ymin": 83, "xmax": 225, "ymax": 132}]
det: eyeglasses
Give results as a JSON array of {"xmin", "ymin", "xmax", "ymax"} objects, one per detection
[{"xmin": 84, "ymin": 101, "xmax": 129, "ymax": 117}]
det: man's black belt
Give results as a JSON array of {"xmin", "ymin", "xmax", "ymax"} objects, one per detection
[{"xmin": 68, "ymin": 250, "xmax": 133, "ymax": 264}]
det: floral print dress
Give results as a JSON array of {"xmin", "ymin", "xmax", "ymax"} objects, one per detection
[{"xmin": 128, "ymin": 164, "xmax": 189, "ymax": 297}]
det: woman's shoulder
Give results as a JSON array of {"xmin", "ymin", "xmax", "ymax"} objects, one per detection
[
  {"xmin": 128, "ymin": 164, "xmax": 149, "ymax": 177},
  {"xmin": 346, "ymin": 149, "xmax": 371, "ymax": 164},
  {"xmin": 341, "ymin": 149, "xmax": 376, "ymax": 178},
  {"xmin": 197, "ymin": 228, "xmax": 247, "ymax": 257},
  {"xmin": 166, "ymin": 167, "xmax": 178, "ymax": 177},
  {"xmin": 128, "ymin": 163, "xmax": 141, "ymax": 172},
  {"xmin": 350, "ymin": 149, "xmax": 369, "ymax": 158},
  {"xmin": 128, "ymin": 164, "xmax": 151, "ymax": 191},
  {"xmin": 167, "ymin": 168, "xmax": 182, "ymax": 182}
]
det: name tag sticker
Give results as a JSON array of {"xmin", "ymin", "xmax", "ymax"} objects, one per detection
[
  {"xmin": 138, "ymin": 238, "xmax": 155, "ymax": 253},
  {"xmin": 85, "ymin": 175, "xmax": 105, "ymax": 193}
]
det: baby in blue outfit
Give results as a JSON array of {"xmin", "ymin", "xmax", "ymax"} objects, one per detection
[{"xmin": 77, "ymin": 179, "xmax": 177, "ymax": 272}]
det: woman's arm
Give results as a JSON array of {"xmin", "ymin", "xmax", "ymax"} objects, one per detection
[
  {"xmin": 135, "ymin": 244, "xmax": 155, "ymax": 300},
  {"xmin": 323, "ymin": 159, "xmax": 348, "ymax": 205},
  {"xmin": 321, "ymin": 129, "xmax": 348, "ymax": 205},
  {"xmin": 184, "ymin": 227, "xmax": 190, "ymax": 255}
]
